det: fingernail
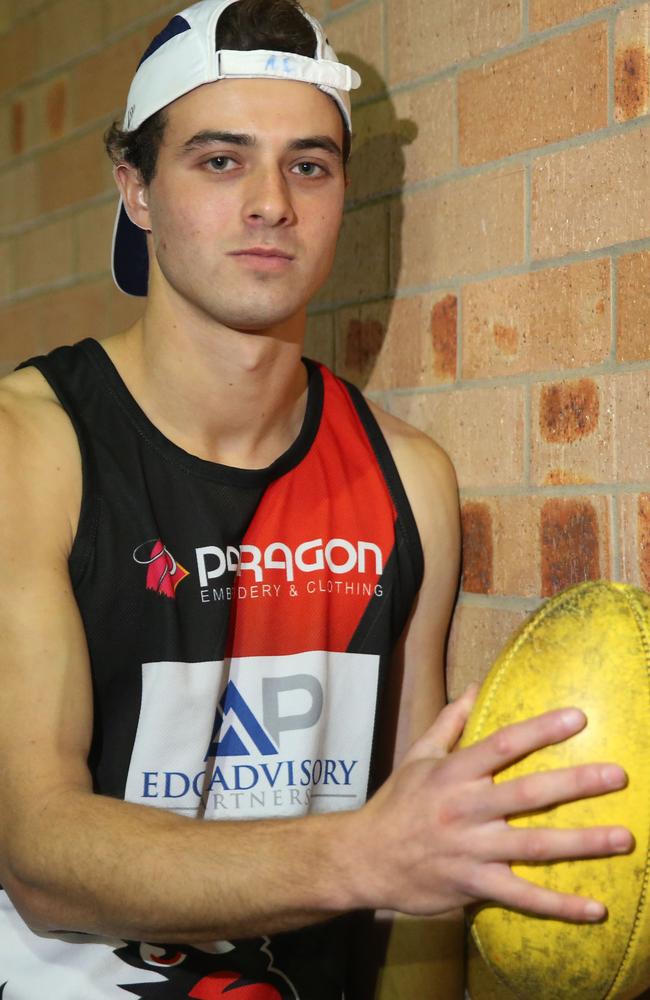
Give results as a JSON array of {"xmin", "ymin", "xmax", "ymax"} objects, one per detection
[
  {"xmin": 609, "ymin": 829, "xmax": 632, "ymax": 853},
  {"xmin": 602, "ymin": 765, "xmax": 626, "ymax": 789},
  {"xmin": 560, "ymin": 708, "xmax": 585, "ymax": 729},
  {"xmin": 584, "ymin": 901, "xmax": 605, "ymax": 921}
]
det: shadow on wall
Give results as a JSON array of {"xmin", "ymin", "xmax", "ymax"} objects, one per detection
[{"xmin": 308, "ymin": 57, "xmax": 417, "ymax": 390}]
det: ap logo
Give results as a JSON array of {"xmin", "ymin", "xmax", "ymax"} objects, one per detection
[{"xmin": 205, "ymin": 675, "xmax": 323, "ymax": 759}]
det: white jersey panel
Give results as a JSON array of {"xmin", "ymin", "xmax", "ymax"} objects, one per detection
[{"xmin": 124, "ymin": 651, "xmax": 380, "ymax": 820}]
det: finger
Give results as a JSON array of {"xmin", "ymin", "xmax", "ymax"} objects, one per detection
[
  {"xmin": 450, "ymin": 707, "xmax": 587, "ymax": 781},
  {"xmin": 473, "ymin": 864, "xmax": 607, "ymax": 923},
  {"xmin": 405, "ymin": 685, "xmax": 479, "ymax": 765},
  {"xmin": 491, "ymin": 824, "xmax": 633, "ymax": 863},
  {"xmin": 467, "ymin": 762, "xmax": 628, "ymax": 822}
]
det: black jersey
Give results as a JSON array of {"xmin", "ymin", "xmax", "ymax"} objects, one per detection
[{"xmin": 0, "ymin": 338, "xmax": 423, "ymax": 999}]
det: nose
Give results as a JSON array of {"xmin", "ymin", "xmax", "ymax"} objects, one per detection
[{"xmin": 242, "ymin": 164, "xmax": 296, "ymax": 228}]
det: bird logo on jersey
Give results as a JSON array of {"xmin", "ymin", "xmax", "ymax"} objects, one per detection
[
  {"xmin": 114, "ymin": 938, "xmax": 297, "ymax": 998},
  {"xmin": 133, "ymin": 539, "xmax": 190, "ymax": 599}
]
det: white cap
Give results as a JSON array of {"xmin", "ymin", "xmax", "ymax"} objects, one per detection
[{"xmin": 112, "ymin": 0, "xmax": 361, "ymax": 297}]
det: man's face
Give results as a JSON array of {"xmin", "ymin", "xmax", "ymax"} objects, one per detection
[{"xmin": 139, "ymin": 77, "xmax": 347, "ymax": 331}]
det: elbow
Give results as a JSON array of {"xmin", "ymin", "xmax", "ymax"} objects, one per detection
[{"xmin": 0, "ymin": 855, "xmax": 67, "ymax": 935}]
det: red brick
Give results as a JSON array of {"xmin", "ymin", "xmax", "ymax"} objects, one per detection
[
  {"xmin": 0, "ymin": 103, "xmax": 12, "ymax": 166},
  {"xmin": 45, "ymin": 78, "xmax": 67, "ymax": 139},
  {"xmin": 460, "ymin": 24, "xmax": 607, "ymax": 166},
  {"xmin": 614, "ymin": 370, "xmax": 650, "ymax": 483},
  {"xmin": 540, "ymin": 379, "xmax": 600, "ymax": 444},
  {"xmin": 533, "ymin": 126, "xmax": 650, "ymax": 258},
  {"xmin": 459, "ymin": 495, "xmax": 544, "ymax": 598},
  {"xmin": 38, "ymin": 127, "xmax": 114, "ymax": 215},
  {"xmin": 530, "ymin": 0, "xmax": 618, "ymax": 31},
  {"xmin": 343, "ymin": 315, "xmax": 386, "ymax": 383},
  {"xmin": 639, "ymin": 495, "xmax": 650, "ymax": 592},
  {"xmin": 389, "ymin": 385, "xmax": 525, "ymax": 490},
  {"xmin": 447, "ymin": 603, "xmax": 533, "ymax": 698},
  {"xmin": 388, "ymin": 0, "xmax": 521, "ymax": 86},
  {"xmin": 540, "ymin": 497, "xmax": 610, "ymax": 597},
  {"xmin": 462, "ymin": 259, "xmax": 611, "ymax": 378},
  {"xmin": 532, "ymin": 377, "xmax": 614, "ymax": 487},
  {"xmin": 620, "ymin": 493, "xmax": 650, "ymax": 589},
  {"xmin": 430, "ymin": 294, "xmax": 457, "ymax": 381},
  {"xmin": 395, "ymin": 168, "xmax": 524, "ymax": 289},
  {"xmin": 335, "ymin": 293, "xmax": 457, "ymax": 393},
  {"xmin": 616, "ymin": 11, "xmax": 650, "ymax": 123},
  {"xmin": 618, "ymin": 251, "xmax": 650, "ymax": 362},
  {"xmin": 334, "ymin": 300, "xmax": 389, "ymax": 390},
  {"xmin": 461, "ymin": 502, "xmax": 494, "ymax": 594},
  {"xmin": 10, "ymin": 100, "xmax": 23, "ymax": 155}
]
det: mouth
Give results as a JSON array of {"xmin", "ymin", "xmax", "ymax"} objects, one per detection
[{"xmin": 229, "ymin": 247, "xmax": 295, "ymax": 272}]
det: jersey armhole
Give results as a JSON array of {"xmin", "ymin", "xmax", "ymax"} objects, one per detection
[
  {"xmin": 341, "ymin": 379, "xmax": 425, "ymax": 596},
  {"xmin": 15, "ymin": 355, "xmax": 99, "ymax": 588}
]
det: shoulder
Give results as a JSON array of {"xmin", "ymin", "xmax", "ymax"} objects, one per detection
[
  {"xmin": 0, "ymin": 366, "xmax": 82, "ymax": 553},
  {"xmin": 367, "ymin": 399, "xmax": 459, "ymax": 553},
  {"xmin": 0, "ymin": 364, "xmax": 72, "ymax": 444}
]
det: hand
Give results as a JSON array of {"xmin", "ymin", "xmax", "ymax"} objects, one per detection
[{"xmin": 355, "ymin": 689, "xmax": 633, "ymax": 921}]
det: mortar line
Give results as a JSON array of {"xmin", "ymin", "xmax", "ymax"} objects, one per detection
[
  {"xmin": 607, "ymin": 10, "xmax": 617, "ymax": 127},
  {"xmin": 611, "ymin": 492, "xmax": 621, "ymax": 579},
  {"xmin": 611, "ymin": 253, "xmax": 619, "ymax": 363}
]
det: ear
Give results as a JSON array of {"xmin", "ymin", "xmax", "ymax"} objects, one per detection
[{"xmin": 114, "ymin": 162, "xmax": 151, "ymax": 232}]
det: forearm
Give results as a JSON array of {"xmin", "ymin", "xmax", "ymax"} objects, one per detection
[{"xmin": 2, "ymin": 789, "xmax": 360, "ymax": 943}]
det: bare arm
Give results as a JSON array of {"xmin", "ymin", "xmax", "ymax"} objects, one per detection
[{"xmin": 0, "ymin": 378, "xmax": 633, "ymax": 949}]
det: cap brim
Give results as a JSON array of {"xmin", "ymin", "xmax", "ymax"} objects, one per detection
[{"xmin": 112, "ymin": 199, "xmax": 149, "ymax": 297}]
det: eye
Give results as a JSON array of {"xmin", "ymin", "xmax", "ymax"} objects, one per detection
[
  {"xmin": 292, "ymin": 161, "xmax": 326, "ymax": 178},
  {"xmin": 205, "ymin": 155, "xmax": 236, "ymax": 172}
]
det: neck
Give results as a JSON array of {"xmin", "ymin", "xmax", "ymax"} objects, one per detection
[{"xmin": 103, "ymin": 303, "xmax": 310, "ymax": 469}]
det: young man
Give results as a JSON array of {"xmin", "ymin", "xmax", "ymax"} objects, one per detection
[{"xmin": 0, "ymin": 0, "xmax": 632, "ymax": 996}]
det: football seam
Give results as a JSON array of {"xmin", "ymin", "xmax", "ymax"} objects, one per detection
[{"xmin": 604, "ymin": 585, "xmax": 650, "ymax": 1000}]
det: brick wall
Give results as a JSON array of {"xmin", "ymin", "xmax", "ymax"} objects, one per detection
[{"xmin": 1, "ymin": 0, "xmax": 649, "ymax": 692}]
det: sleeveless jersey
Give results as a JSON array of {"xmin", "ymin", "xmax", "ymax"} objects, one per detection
[{"xmin": 0, "ymin": 338, "xmax": 423, "ymax": 999}]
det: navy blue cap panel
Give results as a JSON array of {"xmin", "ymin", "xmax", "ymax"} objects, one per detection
[
  {"xmin": 137, "ymin": 15, "xmax": 191, "ymax": 69},
  {"xmin": 114, "ymin": 205, "xmax": 149, "ymax": 297}
]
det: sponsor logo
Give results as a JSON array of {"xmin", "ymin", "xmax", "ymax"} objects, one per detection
[
  {"xmin": 196, "ymin": 537, "xmax": 383, "ymax": 585},
  {"xmin": 125, "ymin": 652, "xmax": 379, "ymax": 819},
  {"xmin": 133, "ymin": 539, "xmax": 189, "ymax": 599}
]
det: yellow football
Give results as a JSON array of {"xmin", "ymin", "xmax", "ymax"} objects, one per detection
[{"xmin": 461, "ymin": 580, "xmax": 650, "ymax": 1000}]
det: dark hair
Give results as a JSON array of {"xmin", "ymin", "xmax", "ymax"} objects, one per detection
[{"xmin": 104, "ymin": 0, "xmax": 350, "ymax": 183}]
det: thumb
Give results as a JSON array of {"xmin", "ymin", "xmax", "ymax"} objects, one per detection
[{"xmin": 403, "ymin": 684, "xmax": 479, "ymax": 765}]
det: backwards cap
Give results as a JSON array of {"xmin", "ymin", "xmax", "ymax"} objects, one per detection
[{"xmin": 112, "ymin": 0, "xmax": 361, "ymax": 297}]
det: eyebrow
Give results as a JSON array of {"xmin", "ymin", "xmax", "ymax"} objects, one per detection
[{"xmin": 180, "ymin": 130, "xmax": 343, "ymax": 160}]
